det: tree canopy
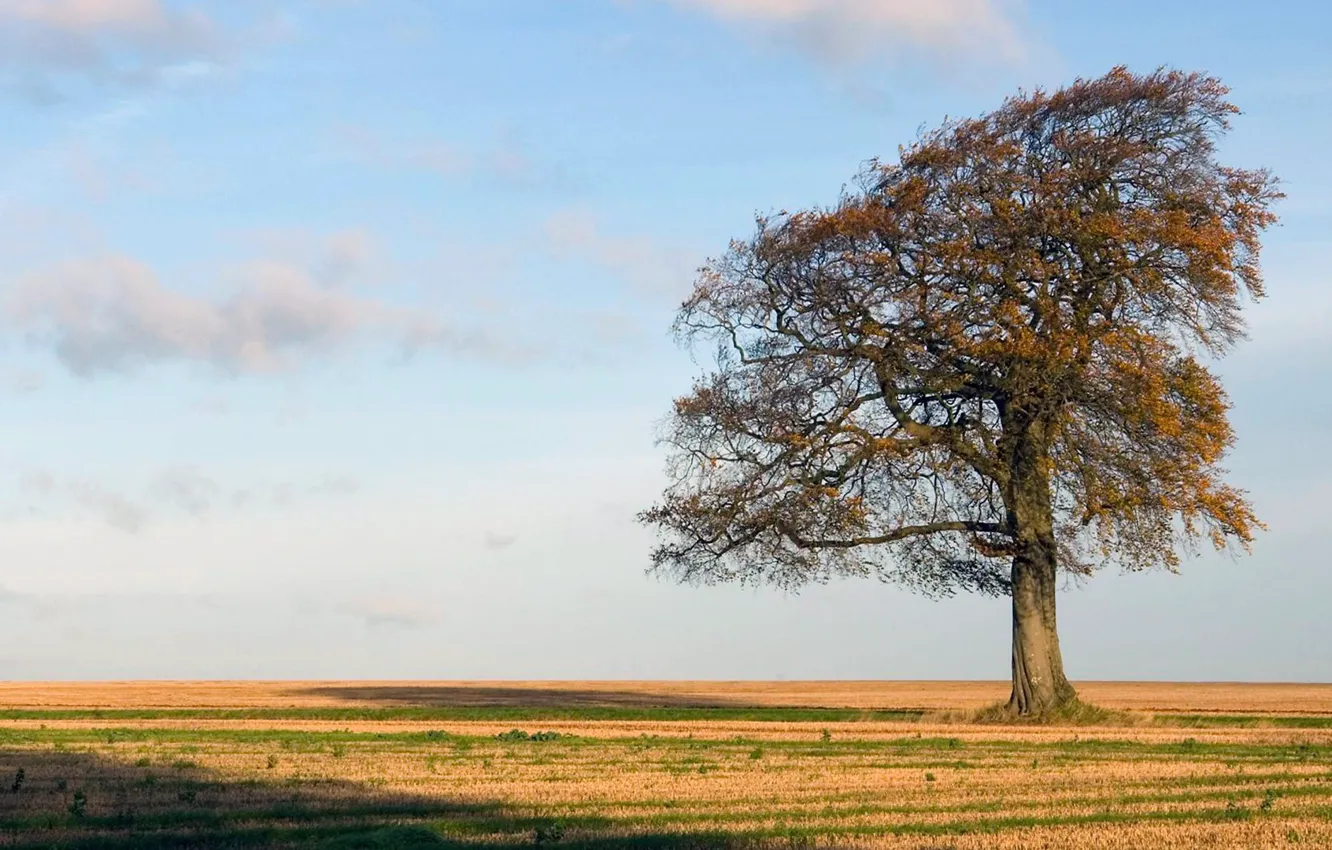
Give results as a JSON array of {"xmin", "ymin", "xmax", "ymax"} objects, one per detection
[{"xmin": 640, "ymin": 67, "xmax": 1281, "ymax": 714}]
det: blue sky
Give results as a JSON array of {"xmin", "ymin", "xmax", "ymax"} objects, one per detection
[{"xmin": 0, "ymin": 0, "xmax": 1328, "ymax": 681}]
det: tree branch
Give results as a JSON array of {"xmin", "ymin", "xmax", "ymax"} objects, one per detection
[{"xmin": 778, "ymin": 520, "xmax": 1009, "ymax": 549}]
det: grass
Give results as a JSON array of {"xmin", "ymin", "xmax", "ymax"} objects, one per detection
[
  {"xmin": 0, "ymin": 706, "xmax": 925, "ymax": 724},
  {"xmin": 934, "ymin": 697, "xmax": 1140, "ymax": 726},
  {"xmin": 3, "ymin": 705, "xmax": 1332, "ymax": 728}
]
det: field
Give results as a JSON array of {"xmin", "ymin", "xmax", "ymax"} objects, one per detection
[{"xmin": 1, "ymin": 682, "xmax": 1331, "ymax": 849}]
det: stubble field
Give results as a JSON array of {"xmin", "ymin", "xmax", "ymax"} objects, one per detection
[{"xmin": 1, "ymin": 681, "xmax": 1330, "ymax": 849}]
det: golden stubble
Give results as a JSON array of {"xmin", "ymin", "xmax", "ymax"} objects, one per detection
[
  {"xmin": 1, "ymin": 681, "xmax": 1329, "ymax": 848},
  {"xmin": 2, "ymin": 680, "xmax": 1330, "ymax": 714}
]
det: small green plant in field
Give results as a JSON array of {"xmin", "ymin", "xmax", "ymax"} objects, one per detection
[
  {"xmin": 533, "ymin": 820, "xmax": 565, "ymax": 845},
  {"xmin": 68, "ymin": 789, "xmax": 87, "ymax": 818},
  {"xmin": 749, "ymin": 747, "xmax": 764, "ymax": 760},
  {"xmin": 1224, "ymin": 799, "xmax": 1249, "ymax": 820},
  {"xmin": 330, "ymin": 743, "xmax": 347, "ymax": 758},
  {"xmin": 1287, "ymin": 828, "xmax": 1302, "ymax": 843},
  {"xmin": 10, "ymin": 768, "xmax": 24, "ymax": 793},
  {"xmin": 820, "ymin": 729, "xmax": 832, "ymax": 743},
  {"xmin": 1261, "ymin": 789, "xmax": 1280, "ymax": 812},
  {"xmin": 171, "ymin": 759, "xmax": 198, "ymax": 770},
  {"xmin": 496, "ymin": 730, "xmax": 564, "ymax": 742},
  {"xmin": 134, "ymin": 757, "xmax": 151, "ymax": 767},
  {"xmin": 924, "ymin": 772, "xmax": 936, "ymax": 783},
  {"xmin": 267, "ymin": 754, "xmax": 280, "ymax": 769},
  {"xmin": 426, "ymin": 729, "xmax": 450, "ymax": 740}
]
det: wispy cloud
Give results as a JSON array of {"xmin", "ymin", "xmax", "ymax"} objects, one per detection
[
  {"xmin": 61, "ymin": 140, "xmax": 158, "ymax": 202},
  {"xmin": 0, "ymin": 0, "xmax": 224, "ymax": 99},
  {"xmin": 25, "ymin": 474, "xmax": 150, "ymax": 532},
  {"xmin": 12, "ymin": 466, "xmax": 365, "ymax": 532},
  {"xmin": 659, "ymin": 0, "xmax": 1030, "ymax": 67},
  {"xmin": 1, "ymin": 367, "xmax": 44, "ymax": 394},
  {"xmin": 150, "ymin": 466, "xmax": 223, "ymax": 518},
  {"xmin": 545, "ymin": 207, "xmax": 698, "ymax": 300},
  {"xmin": 243, "ymin": 227, "xmax": 385, "ymax": 290},
  {"xmin": 336, "ymin": 125, "xmax": 540, "ymax": 185},
  {"xmin": 0, "ymin": 234, "xmax": 532, "ymax": 376}
]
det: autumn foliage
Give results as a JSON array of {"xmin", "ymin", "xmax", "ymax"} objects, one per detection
[{"xmin": 641, "ymin": 67, "xmax": 1281, "ymax": 714}]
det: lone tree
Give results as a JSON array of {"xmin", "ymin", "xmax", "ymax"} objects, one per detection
[{"xmin": 641, "ymin": 67, "xmax": 1280, "ymax": 716}]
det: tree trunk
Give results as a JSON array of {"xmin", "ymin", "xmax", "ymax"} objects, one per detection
[
  {"xmin": 1001, "ymin": 407, "xmax": 1077, "ymax": 716},
  {"xmin": 1007, "ymin": 539, "xmax": 1076, "ymax": 715}
]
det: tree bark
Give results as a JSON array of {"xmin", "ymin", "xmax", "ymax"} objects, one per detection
[
  {"xmin": 1007, "ymin": 538, "xmax": 1076, "ymax": 715},
  {"xmin": 1001, "ymin": 408, "xmax": 1077, "ymax": 716}
]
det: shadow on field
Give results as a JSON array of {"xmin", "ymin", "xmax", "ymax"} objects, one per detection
[
  {"xmin": 291, "ymin": 685, "xmax": 748, "ymax": 710},
  {"xmin": 0, "ymin": 746, "xmax": 750, "ymax": 850}
]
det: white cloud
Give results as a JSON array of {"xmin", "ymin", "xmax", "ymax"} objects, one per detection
[
  {"xmin": 0, "ymin": 0, "xmax": 223, "ymax": 97},
  {"xmin": 545, "ymin": 208, "xmax": 698, "ymax": 300},
  {"xmin": 660, "ymin": 0, "xmax": 1028, "ymax": 67},
  {"xmin": 64, "ymin": 478, "xmax": 148, "ymax": 532},
  {"xmin": 151, "ymin": 466, "xmax": 222, "ymax": 517},
  {"xmin": 18, "ymin": 469, "xmax": 57, "ymax": 496},
  {"xmin": 3, "ymin": 255, "xmax": 353, "ymax": 374},
  {"xmin": 241, "ymin": 227, "xmax": 386, "ymax": 290},
  {"xmin": 5, "ymin": 0, "xmax": 171, "ymax": 29},
  {"xmin": 0, "ymin": 250, "xmax": 529, "ymax": 376},
  {"xmin": 312, "ymin": 229, "xmax": 377, "ymax": 288}
]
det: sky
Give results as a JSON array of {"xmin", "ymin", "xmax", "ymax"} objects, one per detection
[{"xmin": 0, "ymin": 0, "xmax": 1328, "ymax": 682}]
